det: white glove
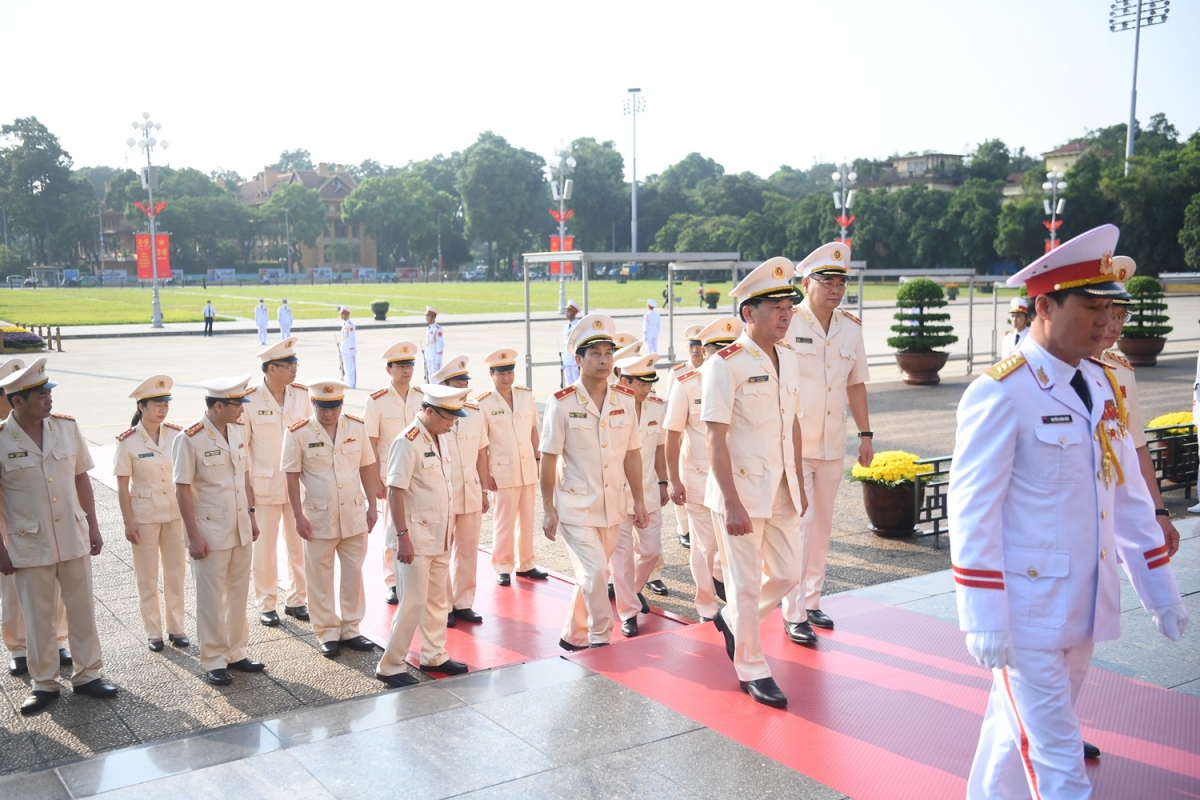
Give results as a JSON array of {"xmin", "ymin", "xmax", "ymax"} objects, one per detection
[
  {"xmin": 966, "ymin": 630, "xmax": 1013, "ymax": 670},
  {"xmin": 1153, "ymin": 604, "xmax": 1189, "ymax": 642}
]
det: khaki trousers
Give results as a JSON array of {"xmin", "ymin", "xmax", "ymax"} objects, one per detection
[
  {"xmin": 559, "ymin": 521, "xmax": 621, "ymax": 647},
  {"xmin": 2, "ymin": 573, "xmax": 67, "ymax": 657},
  {"xmin": 712, "ymin": 481, "xmax": 801, "ymax": 682},
  {"xmin": 130, "ymin": 519, "xmax": 188, "ymax": 640},
  {"xmin": 687, "ymin": 499, "xmax": 724, "ymax": 618},
  {"xmin": 782, "ymin": 458, "xmax": 842, "ymax": 622},
  {"xmin": 450, "ymin": 511, "xmax": 482, "ymax": 610},
  {"xmin": 379, "ymin": 499, "xmax": 396, "ymax": 589},
  {"xmin": 491, "ymin": 484, "xmax": 536, "ymax": 574},
  {"xmin": 13, "ymin": 556, "xmax": 103, "ymax": 692},
  {"xmin": 613, "ymin": 509, "xmax": 662, "ymax": 621},
  {"xmin": 193, "ymin": 542, "xmax": 252, "ymax": 671},
  {"xmin": 253, "ymin": 501, "xmax": 306, "ymax": 610},
  {"xmin": 304, "ymin": 533, "xmax": 367, "ymax": 644},
  {"xmin": 376, "ymin": 551, "xmax": 451, "ymax": 674}
]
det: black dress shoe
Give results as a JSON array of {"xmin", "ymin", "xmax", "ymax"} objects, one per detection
[
  {"xmin": 20, "ymin": 690, "xmax": 59, "ymax": 715},
  {"xmin": 784, "ymin": 621, "xmax": 817, "ymax": 645},
  {"xmin": 9, "ymin": 656, "xmax": 28, "ymax": 676},
  {"xmin": 516, "ymin": 567, "xmax": 548, "ymax": 580},
  {"xmin": 713, "ymin": 610, "xmax": 735, "ymax": 662},
  {"xmin": 376, "ymin": 671, "xmax": 419, "ymax": 688},
  {"xmin": 284, "ymin": 605, "xmax": 310, "ymax": 621},
  {"xmin": 699, "ymin": 616, "xmax": 712, "ymax": 623},
  {"xmin": 559, "ymin": 638, "xmax": 586, "ymax": 652},
  {"xmin": 740, "ymin": 677, "xmax": 787, "ymax": 708},
  {"xmin": 386, "ymin": 586, "xmax": 398, "ymax": 604},
  {"xmin": 713, "ymin": 579, "xmax": 726, "ymax": 602},
  {"xmin": 73, "ymin": 678, "xmax": 118, "ymax": 699},
  {"xmin": 206, "ymin": 669, "xmax": 232, "ymax": 686},
  {"xmin": 646, "ymin": 579, "xmax": 669, "ymax": 596},
  {"xmin": 807, "ymin": 609, "xmax": 834, "ymax": 629},
  {"xmin": 453, "ymin": 608, "xmax": 484, "ymax": 623},
  {"xmin": 638, "ymin": 592, "xmax": 650, "ymax": 614},
  {"xmin": 607, "ymin": 583, "xmax": 615, "ymax": 599},
  {"xmin": 588, "ymin": 642, "xmax": 609, "ymax": 648},
  {"xmin": 148, "ymin": 639, "xmax": 165, "ymax": 652},
  {"xmin": 496, "ymin": 573, "xmax": 511, "ymax": 586},
  {"xmin": 260, "ymin": 610, "xmax": 281, "ymax": 627},
  {"xmin": 339, "ymin": 635, "xmax": 376, "ymax": 651},
  {"xmin": 446, "ymin": 612, "xmax": 457, "ymax": 627},
  {"xmin": 1084, "ymin": 741, "xmax": 1101, "ymax": 759},
  {"xmin": 420, "ymin": 659, "xmax": 468, "ymax": 676},
  {"xmin": 621, "ymin": 617, "xmax": 639, "ymax": 637},
  {"xmin": 59, "ymin": 648, "xmax": 72, "ymax": 666},
  {"xmin": 319, "ymin": 641, "xmax": 341, "ymax": 658},
  {"xmin": 228, "ymin": 658, "xmax": 266, "ymax": 673},
  {"xmin": 680, "ymin": 533, "xmax": 691, "ymax": 548},
  {"xmin": 168, "ymin": 633, "xmax": 190, "ymax": 648}
]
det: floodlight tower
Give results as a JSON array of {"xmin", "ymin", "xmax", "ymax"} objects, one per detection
[{"xmin": 1109, "ymin": 0, "xmax": 1171, "ymax": 175}]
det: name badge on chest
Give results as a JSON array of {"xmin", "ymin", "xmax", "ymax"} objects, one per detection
[
  {"xmin": 749, "ymin": 375, "xmax": 770, "ymax": 383},
  {"xmin": 8, "ymin": 451, "xmax": 28, "ymax": 459},
  {"xmin": 204, "ymin": 449, "xmax": 221, "ymax": 457},
  {"xmin": 424, "ymin": 451, "xmax": 436, "ymax": 458},
  {"xmin": 258, "ymin": 410, "xmax": 273, "ymax": 415},
  {"xmin": 569, "ymin": 412, "xmax": 588, "ymax": 419},
  {"xmin": 1041, "ymin": 415, "xmax": 1073, "ymax": 424},
  {"xmin": 308, "ymin": 442, "xmax": 324, "ymax": 448},
  {"xmin": 137, "ymin": 452, "xmax": 154, "ymax": 459},
  {"xmin": 795, "ymin": 337, "xmax": 813, "ymax": 344}
]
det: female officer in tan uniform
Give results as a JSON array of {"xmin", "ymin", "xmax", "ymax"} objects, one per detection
[{"xmin": 114, "ymin": 375, "xmax": 189, "ymax": 652}]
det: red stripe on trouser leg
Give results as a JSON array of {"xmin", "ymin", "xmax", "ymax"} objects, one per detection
[{"xmin": 1002, "ymin": 666, "xmax": 1043, "ymax": 800}]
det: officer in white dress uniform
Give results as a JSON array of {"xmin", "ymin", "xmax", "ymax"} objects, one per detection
[
  {"xmin": 562, "ymin": 300, "xmax": 581, "ymax": 386},
  {"xmin": 277, "ymin": 298, "xmax": 293, "ymax": 340},
  {"xmin": 255, "ymin": 299, "xmax": 269, "ymax": 345},
  {"xmin": 780, "ymin": 243, "xmax": 871, "ymax": 645},
  {"xmin": 642, "ymin": 300, "xmax": 661, "ymax": 354},
  {"xmin": 949, "ymin": 225, "xmax": 1188, "ymax": 799},
  {"xmin": 1001, "ymin": 297, "xmax": 1030, "ymax": 358},
  {"xmin": 703, "ymin": 257, "xmax": 808, "ymax": 709},
  {"xmin": 424, "ymin": 307, "xmax": 444, "ymax": 381},
  {"xmin": 339, "ymin": 308, "xmax": 358, "ymax": 388}
]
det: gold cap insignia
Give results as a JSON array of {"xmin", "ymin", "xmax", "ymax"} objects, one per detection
[
  {"xmin": 723, "ymin": 322, "xmax": 732, "ymax": 332},
  {"xmin": 1099, "ymin": 252, "xmax": 1114, "ymax": 275},
  {"xmin": 459, "ymin": 360, "xmax": 466, "ymax": 368},
  {"xmin": 772, "ymin": 265, "xmax": 785, "ymax": 279},
  {"xmin": 324, "ymin": 385, "xmax": 334, "ymax": 393},
  {"xmin": 832, "ymin": 249, "xmax": 842, "ymax": 261},
  {"xmin": 156, "ymin": 380, "xmax": 165, "ymax": 388},
  {"xmin": 592, "ymin": 319, "xmax": 604, "ymax": 330}
]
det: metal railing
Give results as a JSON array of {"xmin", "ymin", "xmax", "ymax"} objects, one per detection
[
  {"xmin": 1145, "ymin": 425, "xmax": 1198, "ymax": 498},
  {"xmin": 913, "ymin": 455, "xmax": 953, "ymax": 549}
]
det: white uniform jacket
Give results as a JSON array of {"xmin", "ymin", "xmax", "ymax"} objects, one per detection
[
  {"xmin": 243, "ymin": 382, "xmax": 313, "ymax": 505},
  {"xmin": 385, "ymin": 417, "xmax": 453, "ymax": 556},
  {"xmin": 113, "ymin": 422, "xmax": 183, "ymax": 524},
  {"xmin": 172, "ymin": 417, "xmax": 254, "ymax": 551},
  {"xmin": 365, "ymin": 384, "xmax": 423, "ymax": 476},
  {"xmin": 788, "ymin": 302, "xmax": 869, "ymax": 461},
  {"xmin": 476, "ymin": 386, "xmax": 539, "ymax": 489},
  {"xmin": 1001, "ymin": 329, "xmax": 1026, "ymax": 359},
  {"xmin": 281, "ymin": 413, "xmax": 376, "ymax": 539},
  {"xmin": 948, "ymin": 337, "xmax": 1181, "ymax": 652}
]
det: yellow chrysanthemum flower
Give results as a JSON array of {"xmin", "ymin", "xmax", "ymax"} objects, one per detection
[{"xmin": 850, "ymin": 450, "xmax": 932, "ymax": 487}]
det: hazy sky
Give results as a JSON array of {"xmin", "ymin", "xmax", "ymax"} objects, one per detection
[{"xmin": 2, "ymin": 0, "xmax": 1197, "ymax": 182}]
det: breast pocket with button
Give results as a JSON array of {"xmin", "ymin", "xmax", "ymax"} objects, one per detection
[
  {"xmin": 1031, "ymin": 425, "xmax": 1085, "ymax": 484},
  {"xmin": 739, "ymin": 383, "xmax": 773, "ymax": 418},
  {"xmin": 1005, "ymin": 547, "xmax": 1071, "ymax": 628}
]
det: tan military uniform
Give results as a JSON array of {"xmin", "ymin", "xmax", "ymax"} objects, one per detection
[
  {"xmin": 365, "ymin": 383, "xmax": 423, "ymax": 589},
  {"xmin": 173, "ymin": 416, "xmax": 254, "ymax": 671},
  {"xmin": 376, "ymin": 417, "xmax": 456, "ymax": 674},
  {"xmin": 1102, "ymin": 349, "xmax": 1146, "ymax": 448},
  {"xmin": 0, "ymin": 413, "xmax": 104, "ymax": 692},
  {"xmin": 477, "ymin": 385, "xmax": 539, "ymax": 574},
  {"xmin": 113, "ymin": 421, "xmax": 186, "ymax": 640},
  {"xmin": 541, "ymin": 381, "xmax": 642, "ymax": 647},
  {"xmin": 281, "ymin": 413, "xmax": 375, "ymax": 644},
  {"xmin": 0, "ymin": 575, "xmax": 67, "ymax": 662},
  {"xmin": 446, "ymin": 403, "xmax": 488, "ymax": 611},
  {"xmin": 612, "ymin": 392, "xmax": 665, "ymax": 622},
  {"xmin": 243, "ymin": 382, "xmax": 311, "ymax": 612}
]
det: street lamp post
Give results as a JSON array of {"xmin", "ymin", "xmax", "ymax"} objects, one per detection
[
  {"xmin": 549, "ymin": 152, "xmax": 576, "ymax": 314},
  {"xmin": 831, "ymin": 164, "xmax": 857, "ymax": 241},
  {"xmin": 1042, "ymin": 171, "xmax": 1067, "ymax": 250},
  {"xmin": 624, "ymin": 88, "xmax": 644, "ymax": 265},
  {"xmin": 126, "ymin": 112, "xmax": 169, "ymax": 328},
  {"xmin": 1109, "ymin": 0, "xmax": 1171, "ymax": 176}
]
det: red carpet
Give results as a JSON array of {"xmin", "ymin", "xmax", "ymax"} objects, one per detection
[{"xmin": 566, "ymin": 594, "xmax": 1200, "ymax": 800}]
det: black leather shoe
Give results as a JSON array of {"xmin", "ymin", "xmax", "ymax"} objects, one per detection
[
  {"xmin": 284, "ymin": 605, "xmax": 310, "ymax": 621},
  {"xmin": 588, "ymin": 642, "xmax": 609, "ymax": 648},
  {"xmin": 228, "ymin": 658, "xmax": 266, "ymax": 673},
  {"xmin": 1084, "ymin": 741, "xmax": 1101, "ymax": 759},
  {"xmin": 740, "ymin": 677, "xmax": 787, "ymax": 708},
  {"xmin": 339, "ymin": 636, "xmax": 376, "ymax": 652},
  {"xmin": 807, "ymin": 609, "xmax": 834, "ymax": 629},
  {"xmin": 713, "ymin": 579, "xmax": 726, "ymax": 602},
  {"xmin": 713, "ymin": 610, "xmax": 735, "ymax": 662},
  {"xmin": 420, "ymin": 659, "xmax": 468, "ymax": 676},
  {"xmin": 638, "ymin": 592, "xmax": 650, "ymax": 614},
  {"xmin": 447, "ymin": 612, "xmax": 457, "ymax": 627},
  {"xmin": 607, "ymin": 583, "xmax": 615, "ymax": 599},
  {"xmin": 621, "ymin": 617, "xmax": 639, "ymax": 637},
  {"xmin": 516, "ymin": 567, "xmax": 548, "ymax": 580},
  {"xmin": 260, "ymin": 610, "xmax": 281, "ymax": 627},
  {"xmin": 453, "ymin": 608, "xmax": 483, "ymax": 623},
  {"xmin": 376, "ymin": 671, "xmax": 419, "ymax": 688},
  {"xmin": 319, "ymin": 641, "xmax": 341, "ymax": 658},
  {"xmin": 148, "ymin": 639, "xmax": 165, "ymax": 652},
  {"xmin": 386, "ymin": 586, "xmax": 399, "ymax": 604},
  {"xmin": 168, "ymin": 633, "xmax": 190, "ymax": 648},
  {"xmin": 699, "ymin": 616, "xmax": 712, "ymax": 623},
  {"xmin": 73, "ymin": 678, "xmax": 118, "ymax": 699},
  {"xmin": 9, "ymin": 656, "xmax": 28, "ymax": 676},
  {"xmin": 496, "ymin": 573, "xmax": 511, "ymax": 586},
  {"xmin": 206, "ymin": 669, "xmax": 232, "ymax": 686},
  {"xmin": 20, "ymin": 690, "xmax": 59, "ymax": 715},
  {"xmin": 785, "ymin": 621, "xmax": 817, "ymax": 645},
  {"xmin": 59, "ymin": 648, "xmax": 72, "ymax": 666},
  {"xmin": 680, "ymin": 533, "xmax": 690, "ymax": 548},
  {"xmin": 559, "ymin": 638, "xmax": 586, "ymax": 652},
  {"xmin": 646, "ymin": 579, "xmax": 668, "ymax": 596}
]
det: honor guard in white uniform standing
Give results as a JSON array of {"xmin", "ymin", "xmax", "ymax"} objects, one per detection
[
  {"xmin": 424, "ymin": 307, "xmax": 444, "ymax": 381},
  {"xmin": 562, "ymin": 300, "xmax": 581, "ymax": 386},
  {"xmin": 541, "ymin": 313, "xmax": 648, "ymax": 651},
  {"xmin": 277, "ymin": 298, "xmax": 293, "ymax": 340},
  {"xmin": 477, "ymin": 349, "xmax": 547, "ymax": 585},
  {"xmin": 1001, "ymin": 296, "xmax": 1030, "ymax": 358},
  {"xmin": 0, "ymin": 359, "xmax": 117, "ymax": 715},
  {"xmin": 375, "ymin": 385, "xmax": 473, "ymax": 687},
  {"xmin": 703, "ymin": 257, "xmax": 807, "ymax": 709},
  {"xmin": 431, "ymin": 356, "xmax": 490, "ymax": 627},
  {"xmin": 174, "ymin": 376, "xmax": 264, "ymax": 686},
  {"xmin": 365, "ymin": 342, "xmax": 424, "ymax": 603},
  {"xmin": 339, "ymin": 308, "xmax": 358, "ymax": 388},
  {"xmin": 114, "ymin": 375, "xmax": 188, "ymax": 652},
  {"xmin": 255, "ymin": 299, "xmax": 269, "ymax": 345},
  {"xmin": 665, "ymin": 317, "xmax": 739, "ymax": 621},
  {"xmin": 642, "ymin": 299, "xmax": 661, "ymax": 353},
  {"xmin": 949, "ymin": 225, "xmax": 1188, "ymax": 799},
  {"xmin": 282, "ymin": 379, "xmax": 378, "ymax": 659},
  {"xmin": 244, "ymin": 337, "xmax": 311, "ymax": 627},
  {"xmin": 610, "ymin": 353, "xmax": 668, "ymax": 637},
  {"xmin": 780, "ymin": 243, "xmax": 871, "ymax": 645}
]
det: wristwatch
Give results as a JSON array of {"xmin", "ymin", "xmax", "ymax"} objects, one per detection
[
  {"xmin": 1155, "ymin": 508, "xmax": 1170, "ymax": 518},
  {"xmin": 396, "ymin": 528, "xmax": 409, "ymax": 536},
  {"xmin": 858, "ymin": 431, "xmax": 874, "ymax": 438}
]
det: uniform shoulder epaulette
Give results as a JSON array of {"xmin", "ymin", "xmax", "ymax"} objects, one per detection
[
  {"xmin": 553, "ymin": 386, "xmax": 576, "ymax": 400},
  {"xmin": 244, "ymin": 386, "xmax": 258, "ymax": 395},
  {"xmin": 717, "ymin": 342, "xmax": 743, "ymax": 360},
  {"xmin": 288, "ymin": 419, "xmax": 309, "ymax": 433},
  {"xmin": 185, "ymin": 422, "xmax": 205, "ymax": 437},
  {"xmin": 612, "ymin": 383, "xmax": 636, "ymax": 397},
  {"xmin": 50, "ymin": 413, "xmax": 75, "ymax": 421},
  {"xmin": 163, "ymin": 422, "xmax": 182, "ymax": 431},
  {"xmin": 1103, "ymin": 350, "xmax": 1133, "ymax": 371},
  {"xmin": 648, "ymin": 395, "xmax": 664, "ymax": 404},
  {"xmin": 404, "ymin": 426, "xmax": 421, "ymax": 441},
  {"xmin": 778, "ymin": 341, "xmax": 795, "ymax": 351},
  {"xmin": 115, "ymin": 428, "xmax": 136, "ymax": 442},
  {"xmin": 677, "ymin": 369, "xmax": 699, "ymax": 383},
  {"xmin": 344, "ymin": 413, "xmax": 364, "ymax": 424},
  {"xmin": 839, "ymin": 309, "xmax": 863, "ymax": 325},
  {"xmin": 413, "ymin": 386, "xmax": 424, "ymax": 394},
  {"xmin": 231, "ymin": 419, "xmax": 244, "ymax": 425},
  {"xmin": 672, "ymin": 362, "xmax": 687, "ymax": 372},
  {"xmin": 291, "ymin": 382, "xmax": 307, "ymax": 391},
  {"xmin": 463, "ymin": 402, "xmax": 479, "ymax": 410},
  {"xmin": 370, "ymin": 387, "xmax": 388, "ymax": 400},
  {"xmin": 475, "ymin": 389, "xmax": 493, "ymax": 401},
  {"xmin": 985, "ymin": 354, "xmax": 1026, "ymax": 381},
  {"xmin": 515, "ymin": 385, "xmax": 531, "ymax": 391}
]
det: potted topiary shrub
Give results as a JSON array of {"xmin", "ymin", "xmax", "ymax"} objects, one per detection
[
  {"xmin": 1117, "ymin": 275, "xmax": 1172, "ymax": 366},
  {"xmin": 703, "ymin": 290, "xmax": 721, "ymax": 309},
  {"xmin": 945, "ymin": 282, "xmax": 959, "ymax": 301},
  {"xmin": 888, "ymin": 278, "xmax": 958, "ymax": 385},
  {"xmin": 370, "ymin": 300, "xmax": 390, "ymax": 321}
]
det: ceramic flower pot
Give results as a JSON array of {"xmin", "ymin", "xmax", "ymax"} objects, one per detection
[
  {"xmin": 1116, "ymin": 336, "xmax": 1166, "ymax": 367},
  {"xmin": 894, "ymin": 351, "xmax": 949, "ymax": 386},
  {"xmin": 862, "ymin": 481, "xmax": 921, "ymax": 537}
]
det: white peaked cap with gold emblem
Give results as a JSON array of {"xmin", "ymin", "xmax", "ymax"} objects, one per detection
[
  {"xmin": 483, "ymin": 349, "xmax": 518, "ymax": 372},
  {"xmin": 425, "ymin": 306, "xmax": 438, "ymax": 315},
  {"xmin": 615, "ymin": 353, "xmax": 659, "ymax": 382},
  {"xmin": 697, "ymin": 316, "xmax": 743, "ymax": 346},
  {"xmin": 432, "ymin": 355, "xmax": 471, "ymax": 384},
  {"xmin": 798, "ymin": 242, "xmax": 852, "ymax": 278},
  {"xmin": 567, "ymin": 313, "xmax": 616, "ymax": 352},
  {"xmin": 612, "ymin": 332, "xmax": 638, "ymax": 350},
  {"xmin": 731, "ymin": 256, "xmax": 801, "ymax": 301},
  {"xmin": 381, "ymin": 342, "xmax": 419, "ymax": 364},
  {"xmin": 613, "ymin": 340, "xmax": 644, "ymax": 362},
  {"xmin": 0, "ymin": 358, "xmax": 26, "ymax": 387},
  {"xmin": 0, "ymin": 357, "xmax": 56, "ymax": 394},
  {"xmin": 420, "ymin": 384, "xmax": 469, "ymax": 417},
  {"xmin": 130, "ymin": 375, "xmax": 174, "ymax": 402},
  {"xmin": 566, "ymin": 299, "xmax": 580, "ymax": 312},
  {"xmin": 1009, "ymin": 297, "xmax": 1029, "ymax": 313},
  {"xmin": 309, "ymin": 379, "xmax": 349, "ymax": 408},
  {"xmin": 257, "ymin": 337, "xmax": 299, "ymax": 363},
  {"xmin": 684, "ymin": 325, "xmax": 704, "ymax": 343},
  {"xmin": 1111, "ymin": 256, "xmax": 1138, "ymax": 306},
  {"xmin": 200, "ymin": 375, "xmax": 253, "ymax": 404},
  {"xmin": 1007, "ymin": 224, "xmax": 1130, "ymax": 299}
]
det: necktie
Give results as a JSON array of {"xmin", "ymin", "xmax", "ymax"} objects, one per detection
[{"xmin": 1070, "ymin": 369, "xmax": 1092, "ymax": 413}]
